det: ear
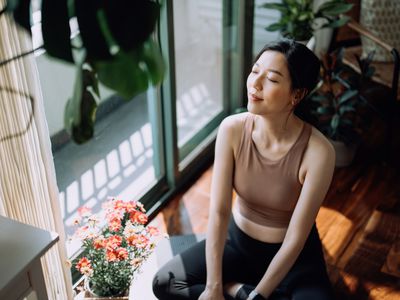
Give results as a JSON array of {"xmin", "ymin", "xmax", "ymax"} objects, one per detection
[{"xmin": 291, "ymin": 88, "xmax": 308, "ymax": 106}]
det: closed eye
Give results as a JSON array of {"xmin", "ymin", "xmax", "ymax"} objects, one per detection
[{"xmin": 267, "ymin": 78, "xmax": 278, "ymax": 83}]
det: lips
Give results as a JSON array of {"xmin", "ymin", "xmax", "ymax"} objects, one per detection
[{"xmin": 248, "ymin": 93, "xmax": 263, "ymax": 101}]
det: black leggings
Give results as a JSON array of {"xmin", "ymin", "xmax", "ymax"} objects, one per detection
[{"xmin": 152, "ymin": 219, "xmax": 334, "ymax": 300}]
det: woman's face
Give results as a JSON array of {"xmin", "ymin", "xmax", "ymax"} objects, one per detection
[{"xmin": 246, "ymin": 50, "xmax": 295, "ymax": 115}]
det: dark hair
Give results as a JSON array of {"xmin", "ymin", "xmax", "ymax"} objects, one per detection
[
  {"xmin": 254, "ymin": 38, "xmax": 321, "ymax": 98},
  {"xmin": 254, "ymin": 39, "xmax": 321, "ymax": 124}
]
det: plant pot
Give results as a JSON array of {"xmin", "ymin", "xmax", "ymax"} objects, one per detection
[
  {"xmin": 296, "ymin": 37, "xmax": 315, "ymax": 51},
  {"xmin": 329, "ymin": 139, "xmax": 358, "ymax": 167},
  {"xmin": 83, "ymin": 278, "xmax": 129, "ymax": 300},
  {"xmin": 83, "ymin": 291, "xmax": 129, "ymax": 300}
]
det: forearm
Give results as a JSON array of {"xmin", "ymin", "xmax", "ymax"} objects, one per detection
[
  {"xmin": 255, "ymin": 241, "xmax": 303, "ymax": 298},
  {"xmin": 205, "ymin": 211, "xmax": 230, "ymax": 289}
]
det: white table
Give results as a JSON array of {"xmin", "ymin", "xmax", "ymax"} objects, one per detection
[{"xmin": 0, "ymin": 215, "xmax": 59, "ymax": 300}]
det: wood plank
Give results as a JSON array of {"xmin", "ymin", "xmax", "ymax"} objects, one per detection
[{"xmin": 382, "ymin": 241, "xmax": 400, "ymax": 278}]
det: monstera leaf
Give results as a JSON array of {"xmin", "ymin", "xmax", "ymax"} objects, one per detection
[
  {"xmin": 41, "ymin": 0, "xmax": 74, "ymax": 62},
  {"xmin": 5, "ymin": 0, "xmax": 165, "ymax": 144}
]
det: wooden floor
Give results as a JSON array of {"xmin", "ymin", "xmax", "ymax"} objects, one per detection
[{"xmin": 150, "ymin": 150, "xmax": 400, "ymax": 299}]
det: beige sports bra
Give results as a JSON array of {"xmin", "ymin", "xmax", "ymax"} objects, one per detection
[{"xmin": 233, "ymin": 114, "xmax": 311, "ymax": 228}]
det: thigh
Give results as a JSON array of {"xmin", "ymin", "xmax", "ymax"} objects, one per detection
[
  {"xmin": 154, "ymin": 239, "xmax": 206, "ymax": 287},
  {"xmin": 279, "ymin": 226, "xmax": 333, "ymax": 293},
  {"xmin": 155, "ymin": 238, "xmax": 247, "ymax": 285}
]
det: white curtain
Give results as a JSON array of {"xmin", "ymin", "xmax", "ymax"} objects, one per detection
[{"xmin": 0, "ymin": 2, "xmax": 73, "ymax": 299}]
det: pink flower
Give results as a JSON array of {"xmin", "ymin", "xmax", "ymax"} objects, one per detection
[
  {"xmin": 106, "ymin": 250, "xmax": 118, "ymax": 262},
  {"xmin": 76, "ymin": 257, "xmax": 93, "ymax": 276},
  {"xmin": 105, "ymin": 235, "xmax": 122, "ymax": 250},
  {"xmin": 77, "ymin": 206, "xmax": 91, "ymax": 217},
  {"xmin": 130, "ymin": 257, "xmax": 143, "ymax": 267},
  {"xmin": 113, "ymin": 199, "xmax": 125, "ymax": 211},
  {"xmin": 130, "ymin": 211, "xmax": 148, "ymax": 225},
  {"xmin": 108, "ymin": 218, "xmax": 122, "ymax": 232},
  {"xmin": 93, "ymin": 238, "xmax": 105, "ymax": 249},
  {"xmin": 127, "ymin": 234, "xmax": 149, "ymax": 248},
  {"xmin": 125, "ymin": 201, "xmax": 138, "ymax": 213},
  {"xmin": 115, "ymin": 247, "xmax": 129, "ymax": 260},
  {"xmin": 147, "ymin": 226, "xmax": 160, "ymax": 236}
]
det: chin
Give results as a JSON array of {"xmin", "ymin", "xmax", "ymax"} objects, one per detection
[{"xmin": 247, "ymin": 103, "xmax": 265, "ymax": 115}]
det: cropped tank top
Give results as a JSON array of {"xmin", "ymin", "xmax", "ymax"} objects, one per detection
[{"xmin": 233, "ymin": 114, "xmax": 312, "ymax": 228}]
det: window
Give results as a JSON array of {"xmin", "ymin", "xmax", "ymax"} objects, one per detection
[
  {"xmin": 33, "ymin": 0, "xmax": 245, "ymax": 262},
  {"xmin": 173, "ymin": 0, "xmax": 225, "ymax": 160}
]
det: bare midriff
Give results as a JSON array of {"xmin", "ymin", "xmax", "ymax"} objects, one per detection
[{"xmin": 232, "ymin": 198, "xmax": 288, "ymax": 243}]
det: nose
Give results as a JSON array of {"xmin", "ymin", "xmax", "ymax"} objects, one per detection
[{"xmin": 249, "ymin": 75, "xmax": 262, "ymax": 93}]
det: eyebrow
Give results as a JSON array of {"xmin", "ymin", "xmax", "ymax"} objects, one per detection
[{"xmin": 254, "ymin": 63, "xmax": 284, "ymax": 77}]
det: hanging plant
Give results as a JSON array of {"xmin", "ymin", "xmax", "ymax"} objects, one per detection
[{"xmin": 4, "ymin": 0, "xmax": 165, "ymax": 144}]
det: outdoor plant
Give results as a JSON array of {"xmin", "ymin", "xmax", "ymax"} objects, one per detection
[
  {"xmin": 309, "ymin": 47, "xmax": 376, "ymax": 145},
  {"xmin": 262, "ymin": 0, "xmax": 353, "ymax": 40},
  {"xmin": 73, "ymin": 197, "xmax": 161, "ymax": 297}
]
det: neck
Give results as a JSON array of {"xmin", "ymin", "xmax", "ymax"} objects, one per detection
[{"xmin": 253, "ymin": 112, "xmax": 302, "ymax": 144}]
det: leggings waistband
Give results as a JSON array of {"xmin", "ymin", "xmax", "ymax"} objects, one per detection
[{"xmin": 228, "ymin": 217, "xmax": 321, "ymax": 262}]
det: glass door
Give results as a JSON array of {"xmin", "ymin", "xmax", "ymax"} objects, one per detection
[{"xmin": 172, "ymin": 0, "xmax": 227, "ymax": 162}]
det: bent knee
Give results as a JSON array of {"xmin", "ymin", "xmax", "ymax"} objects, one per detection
[{"xmin": 152, "ymin": 270, "xmax": 171, "ymax": 299}]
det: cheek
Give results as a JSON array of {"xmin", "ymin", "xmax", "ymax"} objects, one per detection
[{"xmin": 246, "ymin": 75, "xmax": 253, "ymax": 89}]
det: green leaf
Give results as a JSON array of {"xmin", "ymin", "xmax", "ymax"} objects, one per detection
[
  {"xmin": 338, "ymin": 89, "xmax": 358, "ymax": 104},
  {"xmin": 298, "ymin": 12, "xmax": 310, "ymax": 21},
  {"xmin": 322, "ymin": 16, "xmax": 351, "ymax": 29},
  {"xmin": 318, "ymin": 2, "xmax": 353, "ymax": 16},
  {"xmin": 330, "ymin": 114, "xmax": 340, "ymax": 131},
  {"xmin": 103, "ymin": 0, "xmax": 160, "ymax": 52},
  {"xmin": 41, "ymin": 0, "xmax": 74, "ymax": 63},
  {"xmin": 139, "ymin": 39, "xmax": 165, "ymax": 85},
  {"xmin": 310, "ymin": 94, "xmax": 328, "ymax": 102},
  {"xmin": 94, "ymin": 49, "xmax": 149, "ymax": 100},
  {"xmin": 265, "ymin": 23, "xmax": 284, "ymax": 32},
  {"xmin": 341, "ymin": 119, "xmax": 353, "ymax": 126},
  {"xmin": 75, "ymin": 0, "xmax": 112, "ymax": 60},
  {"xmin": 339, "ymin": 105, "xmax": 355, "ymax": 115},
  {"xmin": 317, "ymin": 106, "xmax": 332, "ymax": 115},
  {"xmin": 261, "ymin": 2, "xmax": 288, "ymax": 13}
]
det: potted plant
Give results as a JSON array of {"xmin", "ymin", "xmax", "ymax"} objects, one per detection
[
  {"xmin": 308, "ymin": 47, "xmax": 376, "ymax": 167},
  {"xmin": 72, "ymin": 197, "xmax": 161, "ymax": 298},
  {"xmin": 261, "ymin": 0, "xmax": 353, "ymax": 43}
]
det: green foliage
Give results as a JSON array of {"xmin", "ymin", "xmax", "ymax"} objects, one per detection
[
  {"xmin": 6, "ymin": 0, "xmax": 165, "ymax": 144},
  {"xmin": 309, "ymin": 48, "xmax": 376, "ymax": 145},
  {"xmin": 262, "ymin": 0, "xmax": 353, "ymax": 40}
]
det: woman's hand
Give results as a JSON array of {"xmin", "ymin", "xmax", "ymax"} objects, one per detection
[{"xmin": 198, "ymin": 286, "xmax": 225, "ymax": 300}]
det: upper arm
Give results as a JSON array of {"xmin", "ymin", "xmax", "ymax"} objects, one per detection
[
  {"xmin": 285, "ymin": 132, "xmax": 335, "ymax": 247},
  {"xmin": 209, "ymin": 115, "xmax": 241, "ymax": 217}
]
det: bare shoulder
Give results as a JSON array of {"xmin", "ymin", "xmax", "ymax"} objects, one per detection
[
  {"xmin": 219, "ymin": 112, "xmax": 248, "ymax": 137},
  {"xmin": 218, "ymin": 112, "xmax": 249, "ymax": 153},
  {"xmin": 304, "ymin": 125, "xmax": 335, "ymax": 167},
  {"xmin": 219, "ymin": 112, "xmax": 248, "ymax": 131}
]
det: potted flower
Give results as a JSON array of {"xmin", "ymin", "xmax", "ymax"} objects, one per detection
[
  {"xmin": 261, "ymin": 0, "xmax": 353, "ymax": 43},
  {"xmin": 73, "ymin": 197, "xmax": 160, "ymax": 298},
  {"xmin": 309, "ymin": 47, "xmax": 376, "ymax": 166}
]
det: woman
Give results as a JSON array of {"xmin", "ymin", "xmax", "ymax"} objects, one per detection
[{"xmin": 152, "ymin": 39, "xmax": 335, "ymax": 300}]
